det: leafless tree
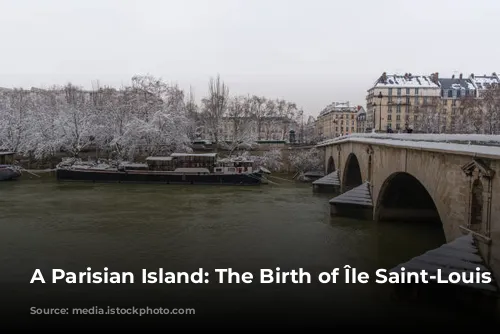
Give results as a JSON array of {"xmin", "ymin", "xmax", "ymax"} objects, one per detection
[
  {"xmin": 482, "ymin": 86, "xmax": 500, "ymax": 134},
  {"xmin": 457, "ymin": 95, "xmax": 483, "ymax": 134},
  {"xmin": 413, "ymin": 97, "xmax": 442, "ymax": 133},
  {"xmin": 249, "ymin": 96, "xmax": 267, "ymax": 140},
  {"xmin": 200, "ymin": 74, "xmax": 230, "ymax": 152}
]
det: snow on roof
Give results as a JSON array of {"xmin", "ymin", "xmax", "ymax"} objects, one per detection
[
  {"xmin": 390, "ymin": 233, "xmax": 498, "ymax": 292},
  {"xmin": 313, "ymin": 170, "xmax": 340, "ymax": 186},
  {"xmin": 146, "ymin": 156, "xmax": 173, "ymax": 161},
  {"xmin": 374, "ymin": 74, "xmax": 440, "ymax": 88},
  {"xmin": 470, "ymin": 75, "xmax": 500, "ymax": 90},
  {"xmin": 439, "ymin": 78, "xmax": 476, "ymax": 91},
  {"xmin": 329, "ymin": 181, "xmax": 372, "ymax": 206},
  {"xmin": 316, "ymin": 133, "xmax": 500, "ymax": 159},
  {"xmin": 319, "ymin": 102, "xmax": 361, "ymax": 116},
  {"xmin": 169, "ymin": 153, "xmax": 217, "ymax": 157}
]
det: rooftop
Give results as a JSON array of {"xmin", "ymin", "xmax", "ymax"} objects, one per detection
[
  {"xmin": 470, "ymin": 73, "xmax": 500, "ymax": 90},
  {"xmin": 373, "ymin": 73, "xmax": 440, "ymax": 89},
  {"xmin": 438, "ymin": 78, "xmax": 476, "ymax": 91},
  {"xmin": 319, "ymin": 102, "xmax": 363, "ymax": 116}
]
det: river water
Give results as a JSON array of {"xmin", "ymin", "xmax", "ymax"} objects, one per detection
[{"xmin": 0, "ymin": 173, "xmax": 497, "ymax": 327}]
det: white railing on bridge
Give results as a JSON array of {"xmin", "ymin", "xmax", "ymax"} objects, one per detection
[{"xmin": 316, "ymin": 133, "xmax": 500, "ymax": 159}]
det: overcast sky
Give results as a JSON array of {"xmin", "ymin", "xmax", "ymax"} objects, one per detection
[{"xmin": 1, "ymin": 0, "xmax": 499, "ymax": 117}]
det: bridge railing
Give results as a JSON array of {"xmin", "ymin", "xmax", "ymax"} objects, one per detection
[{"xmin": 316, "ymin": 133, "xmax": 500, "ymax": 148}]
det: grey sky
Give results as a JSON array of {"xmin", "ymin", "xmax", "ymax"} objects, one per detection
[{"xmin": 1, "ymin": 0, "xmax": 499, "ymax": 117}]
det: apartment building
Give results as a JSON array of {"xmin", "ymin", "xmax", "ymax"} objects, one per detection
[
  {"xmin": 366, "ymin": 72, "xmax": 441, "ymax": 132},
  {"xmin": 315, "ymin": 101, "xmax": 365, "ymax": 140}
]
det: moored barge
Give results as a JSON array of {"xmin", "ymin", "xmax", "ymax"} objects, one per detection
[
  {"xmin": 56, "ymin": 153, "xmax": 268, "ymax": 185},
  {"xmin": 0, "ymin": 152, "xmax": 22, "ymax": 181}
]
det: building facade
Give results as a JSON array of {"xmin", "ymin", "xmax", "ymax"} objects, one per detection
[
  {"xmin": 366, "ymin": 71, "xmax": 500, "ymax": 134},
  {"xmin": 315, "ymin": 102, "xmax": 365, "ymax": 140},
  {"xmin": 366, "ymin": 72, "xmax": 441, "ymax": 132},
  {"xmin": 215, "ymin": 116, "xmax": 299, "ymax": 143}
]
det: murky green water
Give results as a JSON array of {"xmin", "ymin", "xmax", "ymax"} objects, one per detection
[{"xmin": 0, "ymin": 173, "xmax": 496, "ymax": 324}]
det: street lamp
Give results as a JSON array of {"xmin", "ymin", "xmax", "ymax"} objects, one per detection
[{"xmin": 377, "ymin": 92, "xmax": 383, "ymax": 132}]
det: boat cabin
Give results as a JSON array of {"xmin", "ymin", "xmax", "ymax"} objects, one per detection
[
  {"xmin": 214, "ymin": 157, "xmax": 254, "ymax": 174},
  {"xmin": 146, "ymin": 153, "xmax": 217, "ymax": 174},
  {"xmin": 144, "ymin": 153, "xmax": 255, "ymax": 174},
  {"xmin": 0, "ymin": 152, "xmax": 15, "ymax": 165}
]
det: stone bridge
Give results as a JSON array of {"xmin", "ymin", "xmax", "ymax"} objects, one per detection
[{"xmin": 316, "ymin": 133, "xmax": 500, "ymax": 282}]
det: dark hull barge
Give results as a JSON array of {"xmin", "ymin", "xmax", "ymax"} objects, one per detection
[
  {"xmin": 56, "ymin": 152, "xmax": 268, "ymax": 185},
  {"xmin": 56, "ymin": 168, "xmax": 263, "ymax": 185}
]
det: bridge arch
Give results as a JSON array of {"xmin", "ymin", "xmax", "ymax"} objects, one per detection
[
  {"xmin": 327, "ymin": 156, "xmax": 335, "ymax": 174},
  {"xmin": 375, "ymin": 172, "xmax": 444, "ymax": 227},
  {"xmin": 342, "ymin": 153, "xmax": 363, "ymax": 192}
]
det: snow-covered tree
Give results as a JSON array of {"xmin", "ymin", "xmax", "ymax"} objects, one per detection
[
  {"xmin": 0, "ymin": 88, "xmax": 33, "ymax": 153},
  {"xmin": 222, "ymin": 96, "xmax": 258, "ymax": 155},
  {"xmin": 260, "ymin": 148, "xmax": 283, "ymax": 171},
  {"xmin": 288, "ymin": 147, "xmax": 322, "ymax": 173},
  {"xmin": 112, "ymin": 84, "xmax": 192, "ymax": 160},
  {"xmin": 56, "ymin": 84, "xmax": 96, "ymax": 157}
]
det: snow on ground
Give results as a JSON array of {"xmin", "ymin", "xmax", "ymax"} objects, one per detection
[{"xmin": 317, "ymin": 133, "xmax": 500, "ymax": 158}]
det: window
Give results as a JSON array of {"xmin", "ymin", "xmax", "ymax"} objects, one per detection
[
  {"xmin": 396, "ymin": 123, "xmax": 400, "ymax": 130},
  {"xmin": 423, "ymin": 97, "xmax": 428, "ymax": 104},
  {"xmin": 448, "ymin": 90, "xmax": 452, "ymax": 98},
  {"xmin": 387, "ymin": 123, "xmax": 392, "ymax": 129},
  {"xmin": 415, "ymin": 96, "xmax": 419, "ymax": 105},
  {"xmin": 396, "ymin": 105, "xmax": 401, "ymax": 113},
  {"xmin": 388, "ymin": 106, "xmax": 392, "ymax": 113},
  {"xmin": 457, "ymin": 90, "xmax": 461, "ymax": 98},
  {"xmin": 388, "ymin": 88, "xmax": 393, "ymax": 96},
  {"xmin": 470, "ymin": 179, "xmax": 484, "ymax": 227},
  {"xmin": 351, "ymin": 127, "xmax": 354, "ymax": 132},
  {"xmin": 387, "ymin": 115, "xmax": 392, "ymax": 121},
  {"xmin": 415, "ymin": 88, "xmax": 419, "ymax": 95},
  {"xmin": 406, "ymin": 97, "xmax": 410, "ymax": 104},
  {"xmin": 396, "ymin": 115, "xmax": 401, "ymax": 121},
  {"xmin": 406, "ymin": 88, "xmax": 410, "ymax": 95},
  {"xmin": 397, "ymin": 88, "xmax": 401, "ymax": 96}
]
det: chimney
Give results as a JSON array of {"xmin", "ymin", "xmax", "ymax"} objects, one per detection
[
  {"xmin": 381, "ymin": 72, "xmax": 387, "ymax": 83},
  {"xmin": 459, "ymin": 73, "xmax": 463, "ymax": 80},
  {"xmin": 452, "ymin": 74, "xmax": 455, "ymax": 79},
  {"xmin": 471, "ymin": 73, "xmax": 475, "ymax": 79}
]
